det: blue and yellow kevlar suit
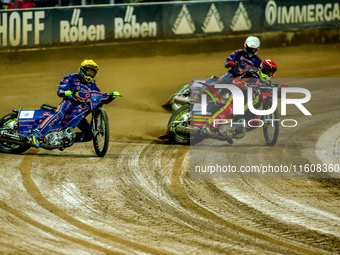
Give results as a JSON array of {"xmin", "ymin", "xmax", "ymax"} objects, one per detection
[{"xmin": 33, "ymin": 73, "xmax": 101, "ymax": 141}]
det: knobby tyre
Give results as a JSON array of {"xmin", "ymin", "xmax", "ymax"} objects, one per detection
[
  {"xmin": 168, "ymin": 104, "xmax": 204, "ymax": 145},
  {"xmin": 262, "ymin": 98, "xmax": 279, "ymax": 146},
  {"xmin": 92, "ymin": 108, "xmax": 110, "ymax": 157},
  {"xmin": 0, "ymin": 112, "xmax": 31, "ymax": 154}
]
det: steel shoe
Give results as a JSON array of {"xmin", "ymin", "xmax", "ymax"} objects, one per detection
[
  {"xmin": 29, "ymin": 132, "xmax": 41, "ymax": 148},
  {"xmin": 201, "ymin": 124, "xmax": 215, "ymax": 136}
]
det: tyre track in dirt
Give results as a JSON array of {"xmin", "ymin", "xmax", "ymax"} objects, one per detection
[
  {"xmin": 171, "ymin": 149, "xmax": 327, "ymax": 255},
  {"xmin": 183, "ymin": 78, "xmax": 340, "ymax": 254},
  {"xmin": 114, "ymin": 143, "xmax": 309, "ymax": 254},
  {"xmin": 0, "ymin": 200, "xmax": 115, "ymax": 255},
  {"xmin": 178, "ymin": 155, "xmax": 340, "ymax": 254},
  {"xmin": 15, "ymin": 152, "xmax": 171, "ymax": 255},
  {"xmin": 11, "ymin": 141, "xmax": 339, "ymax": 255},
  {"xmin": 2, "ymin": 142, "xmax": 330, "ymax": 255}
]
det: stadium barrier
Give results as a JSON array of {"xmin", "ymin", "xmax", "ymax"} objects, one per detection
[{"xmin": 0, "ymin": 0, "xmax": 339, "ymax": 49}]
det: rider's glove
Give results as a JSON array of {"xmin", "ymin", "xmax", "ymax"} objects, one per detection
[
  {"xmin": 65, "ymin": 90, "xmax": 73, "ymax": 97},
  {"xmin": 228, "ymin": 61, "xmax": 235, "ymax": 67},
  {"xmin": 64, "ymin": 90, "xmax": 79, "ymax": 99},
  {"xmin": 227, "ymin": 61, "xmax": 238, "ymax": 68},
  {"xmin": 112, "ymin": 91, "xmax": 121, "ymax": 97}
]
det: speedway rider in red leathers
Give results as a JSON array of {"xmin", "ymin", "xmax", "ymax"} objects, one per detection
[
  {"xmin": 202, "ymin": 60, "xmax": 278, "ymax": 138},
  {"xmin": 30, "ymin": 59, "xmax": 101, "ymax": 148}
]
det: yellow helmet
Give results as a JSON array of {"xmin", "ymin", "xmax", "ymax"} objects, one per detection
[{"xmin": 78, "ymin": 59, "xmax": 99, "ymax": 83}]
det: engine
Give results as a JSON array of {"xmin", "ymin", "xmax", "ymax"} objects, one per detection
[{"xmin": 44, "ymin": 127, "xmax": 76, "ymax": 147}]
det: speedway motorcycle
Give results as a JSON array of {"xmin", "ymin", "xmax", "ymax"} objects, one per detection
[
  {"xmin": 161, "ymin": 76, "xmax": 221, "ymax": 112},
  {"xmin": 162, "ymin": 81, "xmax": 191, "ymax": 112},
  {"xmin": 159, "ymin": 82, "xmax": 284, "ymax": 146},
  {"xmin": 0, "ymin": 91, "xmax": 121, "ymax": 157}
]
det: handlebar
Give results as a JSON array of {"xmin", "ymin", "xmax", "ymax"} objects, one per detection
[
  {"xmin": 247, "ymin": 83, "xmax": 287, "ymax": 90},
  {"xmin": 73, "ymin": 90, "xmax": 122, "ymax": 99},
  {"xmin": 247, "ymin": 83, "xmax": 278, "ymax": 88}
]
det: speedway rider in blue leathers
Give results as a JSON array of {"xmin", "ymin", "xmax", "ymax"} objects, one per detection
[
  {"xmin": 200, "ymin": 36, "xmax": 262, "ymax": 90},
  {"xmin": 222, "ymin": 36, "xmax": 262, "ymax": 80},
  {"xmin": 30, "ymin": 59, "xmax": 101, "ymax": 148}
]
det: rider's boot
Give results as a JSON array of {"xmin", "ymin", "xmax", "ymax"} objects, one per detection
[
  {"xmin": 29, "ymin": 132, "xmax": 41, "ymax": 148},
  {"xmin": 235, "ymin": 126, "xmax": 246, "ymax": 139},
  {"xmin": 202, "ymin": 124, "xmax": 233, "ymax": 144},
  {"xmin": 201, "ymin": 124, "xmax": 216, "ymax": 136},
  {"xmin": 226, "ymin": 138, "xmax": 233, "ymax": 144},
  {"xmin": 232, "ymin": 118, "xmax": 247, "ymax": 140},
  {"xmin": 217, "ymin": 118, "xmax": 246, "ymax": 141},
  {"xmin": 75, "ymin": 132, "xmax": 93, "ymax": 142}
]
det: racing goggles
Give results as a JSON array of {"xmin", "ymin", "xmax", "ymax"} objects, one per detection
[
  {"xmin": 247, "ymin": 47, "xmax": 258, "ymax": 54},
  {"xmin": 84, "ymin": 67, "xmax": 97, "ymax": 78},
  {"xmin": 261, "ymin": 68, "xmax": 274, "ymax": 77}
]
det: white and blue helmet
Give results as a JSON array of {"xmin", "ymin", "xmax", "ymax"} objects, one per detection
[{"xmin": 244, "ymin": 36, "xmax": 260, "ymax": 57}]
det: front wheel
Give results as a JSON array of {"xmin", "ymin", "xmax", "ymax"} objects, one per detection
[
  {"xmin": 168, "ymin": 104, "xmax": 204, "ymax": 145},
  {"xmin": 0, "ymin": 112, "xmax": 31, "ymax": 154},
  {"xmin": 262, "ymin": 99, "xmax": 279, "ymax": 146},
  {"xmin": 92, "ymin": 108, "xmax": 110, "ymax": 157}
]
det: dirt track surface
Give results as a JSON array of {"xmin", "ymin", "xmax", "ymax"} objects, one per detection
[{"xmin": 0, "ymin": 42, "xmax": 340, "ymax": 254}]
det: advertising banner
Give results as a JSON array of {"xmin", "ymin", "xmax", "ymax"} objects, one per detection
[
  {"xmin": 0, "ymin": 0, "xmax": 339, "ymax": 49},
  {"xmin": 263, "ymin": 0, "xmax": 340, "ymax": 30},
  {"xmin": 0, "ymin": 9, "xmax": 51, "ymax": 47},
  {"xmin": 163, "ymin": 1, "xmax": 261, "ymax": 38},
  {"xmin": 53, "ymin": 4, "xmax": 162, "ymax": 45}
]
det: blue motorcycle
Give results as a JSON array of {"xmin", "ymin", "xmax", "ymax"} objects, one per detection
[{"xmin": 0, "ymin": 91, "xmax": 121, "ymax": 157}]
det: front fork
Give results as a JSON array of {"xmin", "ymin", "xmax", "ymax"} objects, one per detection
[{"xmin": 91, "ymin": 109, "xmax": 105, "ymax": 137}]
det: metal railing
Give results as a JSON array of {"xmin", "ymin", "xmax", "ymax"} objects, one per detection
[{"xmin": 2, "ymin": 0, "xmax": 186, "ymax": 9}]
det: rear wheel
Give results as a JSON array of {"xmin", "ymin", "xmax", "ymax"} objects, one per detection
[
  {"xmin": 92, "ymin": 108, "xmax": 110, "ymax": 157},
  {"xmin": 168, "ymin": 105, "xmax": 204, "ymax": 145},
  {"xmin": 0, "ymin": 112, "xmax": 31, "ymax": 154},
  {"xmin": 262, "ymin": 99, "xmax": 279, "ymax": 146}
]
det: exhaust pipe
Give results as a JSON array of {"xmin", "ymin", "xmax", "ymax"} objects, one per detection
[
  {"xmin": 173, "ymin": 96, "xmax": 189, "ymax": 104},
  {"xmin": 0, "ymin": 132, "xmax": 27, "ymax": 146},
  {"xmin": 175, "ymin": 125, "xmax": 198, "ymax": 135}
]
